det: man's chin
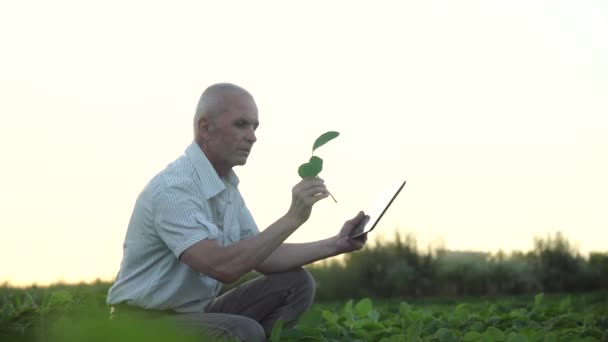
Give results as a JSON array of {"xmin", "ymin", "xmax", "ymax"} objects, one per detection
[{"xmin": 234, "ymin": 158, "xmax": 248, "ymax": 166}]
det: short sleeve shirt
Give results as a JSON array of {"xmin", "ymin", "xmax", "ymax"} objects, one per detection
[{"xmin": 106, "ymin": 142, "xmax": 259, "ymax": 313}]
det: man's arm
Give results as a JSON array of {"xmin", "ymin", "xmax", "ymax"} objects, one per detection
[
  {"xmin": 180, "ymin": 177, "xmax": 329, "ymax": 284},
  {"xmin": 254, "ymin": 240, "xmax": 337, "ymax": 274},
  {"xmin": 255, "ymin": 211, "xmax": 368, "ymax": 273}
]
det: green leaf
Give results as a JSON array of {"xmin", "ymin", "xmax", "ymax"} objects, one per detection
[
  {"xmin": 298, "ymin": 131, "xmax": 338, "ymax": 178},
  {"xmin": 405, "ymin": 310, "xmax": 422, "ymax": 324},
  {"xmin": 406, "ymin": 321, "xmax": 423, "ymax": 342},
  {"xmin": 298, "ymin": 157, "xmax": 324, "ymax": 178},
  {"xmin": 309, "ymin": 156, "xmax": 323, "ymax": 175},
  {"xmin": 355, "ymin": 319, "xmax": 385, "ymax": 330},
  {"xmin": 487, "ymin": 304, "xmax": 497, "ymax": 315},
  {"xmin": 399, "ymin": 302, "xmax": 411, "ymax": 316},
  {"xmin": 485, "ymin": 326, "xmax": 506, "ymax": 341},
  {"xmin": 533, "ymin": 293, "xmax": 544, "ymax": 311},
  {"xmin": 389, "ymin": 334, "xmax": 407, "ymax": 342},
  {"xmin": 22, "ymin": 292, "xmax": 38, "ymax": 310},
  {"xmin": 270, "ymin": 319, "xmax": 284, "ymax": 342},
  {"xmin": 312, "ymin": 131, "xmax": 339, "ymax": 153},
  {"xmin": 355, "ymin": 298, "xmax": 373, "ymax": 316},
  {"xmin": 468, "ymin": 320, "xmax": 484, "ymax": 332},
  {"xmin": 42, "ymin": 290, "xmax": 73, "ymax": 314},
  {"xmin": 324, "ymin": 322, "xmax": 342, "ymax": 338},
  {"xmin": 368, "ymin": 310, "xmax": 380, "ymax": 322},
  {"xmin": 281, "ymin": 326, "xmax": 324, "ymax": 339},
  {"xmin": 298, "ymin": 162, "xmax": 315, "ymax": 178},
  {"xmin": 343, "ymin": 299, "xmax": 355, "ymax": 322},
  {"xmin": 296, "ymin": 308, "xmax": 323, "ymax": 327},
  {"xmin": 322, "ymin": 310, "xmax": 337, "ymax": 323},
  {"xmin": 559, "ymin": 296, "xmax": 572, "ymax": 312},
  {"xmin": 543, "ymin": 332, "xmax": 559, "ymax": 342},
  {"xmin": 1, "ymin": 302, "xmax": 17, "ymax": 320},
  {"xmin": 352, "ymin": 329, "xmax": 373, "ymax": 340},
  {"xmin": 463, "ymin": 331, "xmax": 483, "ymax": 341},
  {"xmin": 571, "ymin": 337, "xmax": 600, "ymax": 342},
  {"xmin": 435, "ymin": 328, "xmax": 458, "ymax": 342},
  {"xmin": 506, "ymin": 333, "xmax": 529, "ymax": 342},
  {"xmin": 455, "ymin": 303, "xmax": 469, "ymax": 316},
  {"xmin": 343, "ymin": 299, "xmax": 353, "ymax": 314}
]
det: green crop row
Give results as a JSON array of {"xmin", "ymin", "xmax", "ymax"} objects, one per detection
[
  {"xmin": 1, "ymin": 281, "xmax": 606, "ymax": 342},
  {"xmin": 273, "ymin": 293, "xmax": 608, "ymax": 342}
]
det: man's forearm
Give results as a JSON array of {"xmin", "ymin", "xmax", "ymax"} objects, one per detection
[
  {"xmin": 255, "ymin": 238, "xmax": 339, "ymax": 274},
  {"xmin": 182, "ymin": 214, "xmax": 305, "ymax": 283},
  {"xmin": 219, "ymin": 215, "xmax": 303, "ymax": 280}
]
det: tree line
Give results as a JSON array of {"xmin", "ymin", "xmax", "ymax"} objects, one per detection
[{"xmin": 304, "ymin": 231, "xmax": 608, "ymax": 301}]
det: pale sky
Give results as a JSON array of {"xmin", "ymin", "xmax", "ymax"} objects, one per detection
[{"xmin": 1, "ymin": 1, "xmax": 607, "ymax": 286}]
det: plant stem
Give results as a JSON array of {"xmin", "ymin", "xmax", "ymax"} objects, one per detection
[{"xmin": 328, "ymin": 191, "xmax": 337, "ymax": 203}]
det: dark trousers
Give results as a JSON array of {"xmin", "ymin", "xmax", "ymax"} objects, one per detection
[{"xmin": 114, "ymin": 268, "xmax": 315, "ymax": 342}]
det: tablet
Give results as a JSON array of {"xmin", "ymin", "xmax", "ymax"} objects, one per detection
[{"xmin": 350, "ymin": 180, "xmax": 406, "ymax": 239}]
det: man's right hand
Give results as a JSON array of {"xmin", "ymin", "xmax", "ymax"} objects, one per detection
[{"xmin": 286, "ymin": 177, "xmax": 329, "ymax": 225}]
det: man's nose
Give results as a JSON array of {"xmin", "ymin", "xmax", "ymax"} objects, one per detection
[{"xmin": 247, "ymin": 128, "xmax": 257, "ymax": 143}]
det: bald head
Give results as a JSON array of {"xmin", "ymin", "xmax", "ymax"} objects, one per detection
[{"xmin": 193, "ymin": 83, "xmax": 255, "ymax": 138}]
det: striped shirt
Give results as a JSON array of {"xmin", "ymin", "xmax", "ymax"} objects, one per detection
[{"xmin": 107, "ymin": 142, "xmax": 259, "ymax": 313}]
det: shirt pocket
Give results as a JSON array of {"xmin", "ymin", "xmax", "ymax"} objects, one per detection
[{"xmin": 224, "ymin": 224, "xmax": 241, "ymax": 246}]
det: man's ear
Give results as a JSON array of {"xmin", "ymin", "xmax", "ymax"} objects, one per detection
[{"xmin": 196, "ymin": 117, "xmax": 210, "ymax": 138}]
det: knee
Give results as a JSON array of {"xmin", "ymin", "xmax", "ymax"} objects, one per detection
[
  {"xmin": 285, "ymin": 267, "xmax": 316, "ymax": 309},
  {"xmin": 293, "ymin": 267, "xmax": 316, "ymax": 298},
  {"xmin": 232, "ymin": 317, "xmax": 266, "ymax": 342}
]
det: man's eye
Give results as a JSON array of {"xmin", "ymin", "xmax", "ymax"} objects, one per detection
[{"xmin": 235, "ymin": 121, "xmax": 258, "ymax": 130}]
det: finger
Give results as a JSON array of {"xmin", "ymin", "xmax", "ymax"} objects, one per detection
[
  {"xmin": 302, "ymin": 185, "xmax": 328, "ymax": 197},
  {"xmin": 347, "ymin": 211, "xmax": 365, "ymax": 224},
  {"xmin": 352, "ymin": 215, "xmax": 370, "ymax": 233},
  {"xmin": 351, "ymin": 232, "xmax": 367, "ymax": 243},
  {"xmin": 293, "ymin": 179, "xmax": 324, "ymax": 194},
  {"xmin": 300, "ymin": 177, "xmax": 325, "ymax": 186},
  {"xmin": 309, "ymin": 192, "xmax": 330, "ymax": 204},
  {"xmin": 363, "ymin": 215, "xmax": 370, "ymax": 225},
  {"xmin": 304, "ymin": 180, "xmax": 325, "ymax": 192}
]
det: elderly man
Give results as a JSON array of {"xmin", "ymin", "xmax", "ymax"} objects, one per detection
[{"xmin": 107, "ymin": 83, "xmax": 368, "ymax": 341}]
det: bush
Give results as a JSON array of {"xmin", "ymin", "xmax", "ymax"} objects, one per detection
[{"xmin": 307, "ymin": 230, "xmax": 606, "ymax": 300}]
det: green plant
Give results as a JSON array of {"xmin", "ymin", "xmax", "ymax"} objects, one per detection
[
  {"xmin": 297, "ymin": 131, "xmax": 340, "ymax": 202},
  {"xmin": 2, "ymin": 283, "xmax": 607, "ymax": 342},
  {"xmin": 273, "ymin": 294, "xmax": 608, "ymax": 341}
]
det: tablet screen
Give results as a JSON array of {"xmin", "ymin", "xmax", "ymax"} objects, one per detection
[{"xmin": 350, "ymin": 180, "xmax": 406, "ymax": 238}]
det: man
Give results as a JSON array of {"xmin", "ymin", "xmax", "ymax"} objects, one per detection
[{"xmin": 107, "ymin": 83, "xmax": 368, "ymax": 342}]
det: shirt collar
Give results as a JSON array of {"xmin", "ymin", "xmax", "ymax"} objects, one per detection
[{"xmin": 185, "ymin": 141, "xmax": 240, "ymax": 199}]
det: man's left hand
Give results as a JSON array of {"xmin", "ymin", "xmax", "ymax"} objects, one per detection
[{"xmin": 334, "ymin": 211, "xmax": 369, "ymax": 254}]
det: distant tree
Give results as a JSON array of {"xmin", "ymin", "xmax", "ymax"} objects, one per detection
[{"xmin": 532, "ymin": 232, "xmax": 583, "ymax": 292}]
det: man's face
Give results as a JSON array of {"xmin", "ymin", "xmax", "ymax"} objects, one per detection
[{"xmin": 200, "ymin": 93, "xmax": 259, "ymax": 174}]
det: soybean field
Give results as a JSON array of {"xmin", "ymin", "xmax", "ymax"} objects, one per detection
[{"xmin": 1, "ymin": 281, "xmax": 606, "ymax": 341}]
